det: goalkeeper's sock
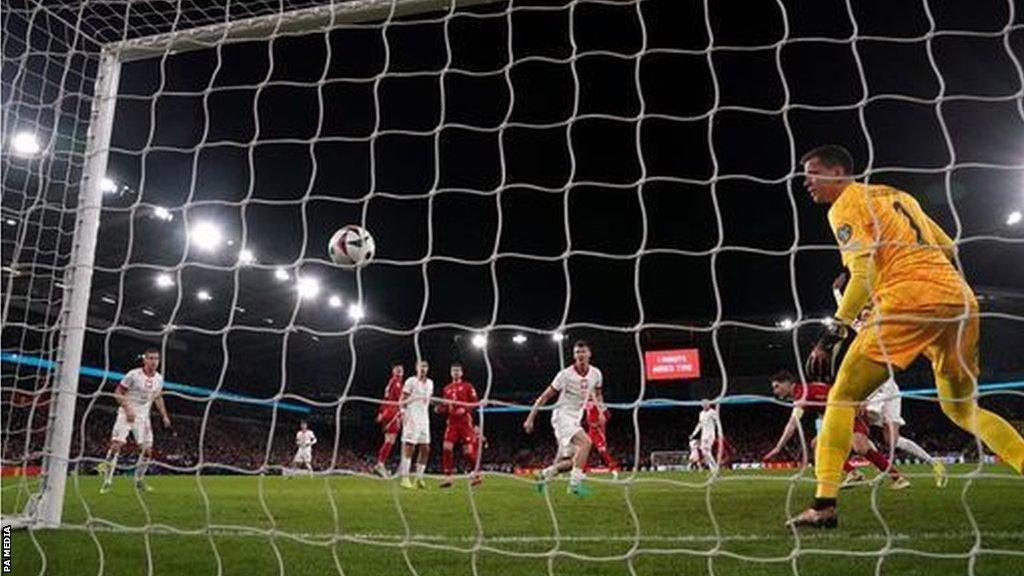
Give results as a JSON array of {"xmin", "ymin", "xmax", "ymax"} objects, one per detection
[
  {"xmin": 415, "ymin": 463, "xmax": 426, "ymax": 481},
  {"xmin": 377, "ymin": 440, "xmax": 394, "ymax": 465},
  {"xmin": 895, "ymin": 436, "xmax": 934, "ymax": 464},
  {"xmin": 399, "ymin": 456, "xmax": 411, "ymax": 479},
  {"xmin": 814, "ymin": 404, "xmax": 856, "ymax": 500},
  {"xmin": 442, "ymin": 448, "xmax": 454, "ymax": 476},
  {"xmin": 569, "ymin": 467, "xmax": 585, "ymax": 486},
  {"xmin": 863, "ymin": 449, "xmax": 898, "ymax": 478}
]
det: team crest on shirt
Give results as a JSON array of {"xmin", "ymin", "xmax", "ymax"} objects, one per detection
[{"xmin": 836, "ymin": 224, "xmax": 853, "ymax": 245}]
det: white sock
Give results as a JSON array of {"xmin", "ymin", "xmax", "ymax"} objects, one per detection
[
  {"xmin": 105, "ymin": 454, "xmax": 119, "ymax": 483},
  {"xmin": 399, "ymin": 456, "xmax": 412, "ymax": 478},
  {"xmin": 134, "ymin": 453, "xmax": 149, "ymax": 482},
  {"xmin": 541, "ymin": 465, "xmax": 559, "ymax": 480},
  {"xmin": 415, "ymin": 463, "xmax": 426, "ymax": 480},
  {"xmin": 569, "ymin": 467, "xmax": 585, "ymax": 486},
  {"xmin": 704, "ymin": 452, "xmax": 718, "ymax": 472},
  {"xmin": 896, "ymin": 436, "xmax": 934, "ymax": 464}
]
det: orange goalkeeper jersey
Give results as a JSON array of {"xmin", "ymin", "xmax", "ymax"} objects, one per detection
[{"xmin": 827, "ymin": 182, "xmax": 974, "ymax": 312}]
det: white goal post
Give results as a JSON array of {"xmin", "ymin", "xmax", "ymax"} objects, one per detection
[{"xmin": 7, "ymin": 0, "xmax": 508, "ymax": 531}]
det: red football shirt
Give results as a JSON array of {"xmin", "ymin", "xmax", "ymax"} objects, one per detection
[
  {"xmin": 791, "ymin": 382, "xmax": 831, "ymax": 414},
  {"xmin": 442, "ymin": 380, "xmax": 478, "ymax": 427},
  {"xmin": 378, "ymin": 376, "xmax": 403, "ymax": 421}
]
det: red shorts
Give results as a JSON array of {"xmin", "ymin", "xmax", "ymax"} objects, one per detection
[
  {"xmin": 853, "ymin": 415, "xmax": 869, "ymax": 436},
  {"xmin": 444, "ymin": 421, "xmax": 476, "ymax": 446},
  {"xmin": 587, "ymin": 426, "xmax": 607, "ymax": 450}
]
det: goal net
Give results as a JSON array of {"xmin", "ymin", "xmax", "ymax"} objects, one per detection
[{"xmin": 3, "ymin": 0, "xmax": 1024, "ymax": 574}]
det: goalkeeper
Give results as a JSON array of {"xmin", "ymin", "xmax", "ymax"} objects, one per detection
[{"xmin": 790, "ymin": 145, "xmax": 1024, "ymax": 528}]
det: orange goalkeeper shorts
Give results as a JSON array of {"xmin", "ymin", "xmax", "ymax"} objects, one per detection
[{"xmin": 851, "ymin": 303, "xmax": 979, "ymax": 375}]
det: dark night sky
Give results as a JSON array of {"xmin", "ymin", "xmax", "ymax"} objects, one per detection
[{"xmin": 6, "ymin": 0, "xmax": 1024, "ymax": 414}]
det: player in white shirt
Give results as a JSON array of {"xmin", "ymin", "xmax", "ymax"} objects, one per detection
[
  {"xmin": 862, "ymin": 378, "xmax": 946, "ymax": 487},
  {"xmin": 689, "ymin": 399, "xmax": 720, "ymax": 472},
  {"xmin": 400, "ymin": 360, "xmax": 434, "ymax": 489},
  {"xmin": 687, "ymin": 438, "xmax": 701, "ymax": 471},
  {"xmin": 523, "ymin": 340, "xmax": 605, "ymax": 496},
  {"xmin": 98, "ymin": 349, "xmax": 171, "ymax": 493},
  {"xmin": 291, "ymin": 421, "xmax": 317, "ymax": 474}
]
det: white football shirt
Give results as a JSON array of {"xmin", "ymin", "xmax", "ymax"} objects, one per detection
[
  {"xmin": 866, "ymin": 378, "xmax": 900, "ymax": 405},
  {"xmin": 550, "ymin": 364, "xmax": 602, "ymax": 426},
  {"xmin": 695, "ymin": 408, "xmax": 719, "ymax": 442},
  {"xmin": 296, "ymin": 429, "xmax": 316, "ymax": 448},
  {"xmin": 402, "ymin": 376, "xmax": 434, "ymax": 425},
  {"xmin": 118, "ymin": 368, "xmax": 163, "ymax": 415}
]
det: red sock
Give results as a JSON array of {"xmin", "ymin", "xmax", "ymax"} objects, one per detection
[
  {"xmin": 465, "ymin": 443, "xmax": 479, "ymax": 472},
  {"xmin": 864, "ymin": 449, "xmax": 899, "ymax": 477},
  {"xmin": 843, "ymin": 459, "xmax": 855, "ymax": 473},
  {"xmin": 599, "ymin": 447, "xmax": 617, "ymax": 469},
  {"xmin": 377, "ymin": 440, "xmax": 393, "ymax": 464},
  {"xmin": 442, "ymin": 448, "xmax": 454, "ymax": 476}
]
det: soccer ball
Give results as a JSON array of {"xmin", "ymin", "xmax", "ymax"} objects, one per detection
[{"xmin": 328, "ymin": 225, "xmax": 375, "ymax": 266}]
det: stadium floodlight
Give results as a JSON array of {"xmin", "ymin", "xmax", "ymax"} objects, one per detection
[
  {"xmin": 100, "ymin": 177, "xmax": 118, "ymax": 194},
  {"xmin": 328, "ymin": 294, "xmax": 342, "ymax": 308},
  {"xmin": 196, "ymin": 290, "xmax": 212, "ymax": 302},
  {"xmin": 189, "ymin": 221, "xmax": 223, "ymax": 252},
  {"xmin": 551, "ymin": 332, "xmax": 565, "ymax": 342},
  {"xmin": 4, "ymin": 219, "xmax": 15, "ymax": 226},
  {"xmin": 777, "ymin": 318, "xmax": 795, "ymax": 329},
  {"xmin": 512, "ymin": 334, "xmax": 527, "ymax": 345},
  {"xmin": 155, "ymin": 273, "xmax": 174, "ymax": 288},
  {"xmin": 10, "ymin": 131, "xmax": 41, "ymax": 156},
  {"xmin": 347, "ymin": 303, "xmax": 365, "ymax": 321},
  {"xmin": 237, "ymin": 248, "xmax": 256, "ymax": 265},
  {"xmin": 153, "ymin": 206, "xmax": 173, "ymax": 221},
  {"xmin": 296, "ymin": 276, "xmax": 320, "ymax": 300},
  {"xmin": 471, "ymin": 333, "xmax": 488, "ymax": 349},
  {"xmin": 141, "ymin": 308, "xmax": 156, "ymax": 317},
  {"xmin": 100, "ymin": 296, "xmax": 116, "ymax": 305},
  {"xmin": 1008, "ymin": 210, "xmax": 1022, "ymax": 226},
  {"xmin": 274, "ymin": 267, "xmax": 290, "ymax": 281}
]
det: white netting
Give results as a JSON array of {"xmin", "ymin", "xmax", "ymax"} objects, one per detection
[{"xmin": 3, "ymin": 0, "xmax": 1024, "ymax": 574}]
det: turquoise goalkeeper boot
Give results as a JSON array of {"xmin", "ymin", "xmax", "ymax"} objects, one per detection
[{"xmin": 568, "ymin": 482, "xmax": 590, "ymax": 497}]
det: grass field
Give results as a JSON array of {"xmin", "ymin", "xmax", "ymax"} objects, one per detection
[{"xmin": 2, "ymin": 464, "xmax": 1022, "ymax": 575}]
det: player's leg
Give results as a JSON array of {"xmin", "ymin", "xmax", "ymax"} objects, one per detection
[
  {"xmin": 702, "ymin": 439, "xmax": 719, "ymax": 473},
  {"xmin": 567, "ymin": 429, "xmax": 592, "ymax": 494},
  {"xmin": 813, "ymin": 346, "xmax": 891, "ymax": 507},
  {"xmin": 930, "ymin": 312, "xmax": 1024, "ymax": 474},
  {"xmin": 399, "ymin": 441, "xmax": 416, "ymax": 488},
  {"xmin": 414, "ymin": 441, "xmax": 430, "ymax": 488},
  {"xmin": 134, "ymin": 418, "xmax": 155, "ymax": 491},
  {"xmin": 99, "ymin": 438, "xmax": 125, "ymax": 493},
  {"xmin": 463, "ymin": 435, "xmax": 482, "ymax": 486},
  {"xmin": 440, "ymin": 424, "xmax": 457, "ymax": 486},
  {"xmin": 851, "ymin": 429, "xmax": 907, "ymax": 489},
  {"xmin": 375, "ymin": 430, "xmax": 398, "ymax": 477}
]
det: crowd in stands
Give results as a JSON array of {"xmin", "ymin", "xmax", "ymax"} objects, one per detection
[{"xmin": 4, "ymin": 393, "xmax": 1015, "ymax": 476}]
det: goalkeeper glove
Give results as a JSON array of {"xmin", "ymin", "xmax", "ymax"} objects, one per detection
[{"xmin": 805, "ymin": 319, "xmax": 850, "ymax": 382}]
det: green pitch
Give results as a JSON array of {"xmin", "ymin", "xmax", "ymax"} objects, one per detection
[{"xmin": 3, "ymin": 465, "xmax": 1021, "ymax": 576}]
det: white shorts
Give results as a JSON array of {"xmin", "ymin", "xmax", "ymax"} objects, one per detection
[
  {"xmin": 552, "ymin": 415, "xmax": 583, "ymax": 459},
  {"xmin": 111, "ymin": 411, "xmax": 152, "ymax": 446},
  {"xmin": 402, "ymin": 421, "xmax": 430, "ymax": 445},
  {"xmin": 866, "ymin": 381, "xmax": 905, "ymax": 427},
  {"xmin": 293, "ymin": 446, "xmax": 312, "ymax": 464},
  {"xmin": 700, "ymin": 437, "xmax": 716, "ymax": 452}
]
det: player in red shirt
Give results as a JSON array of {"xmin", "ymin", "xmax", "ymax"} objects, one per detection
[
  {"xmin": 373, "ymin": 362, "xmax": 405, "ymax": 477},
  {"xmin": 583, "ymin": 399, "xmax": 619, "ymax": 478},
  {"xmin": 762, "ymin": 371, "xmax": 908, "ymax": 495},
  {"xmin": 436, "ymin": 363, "xmax": 482, "ymax": 488}
]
